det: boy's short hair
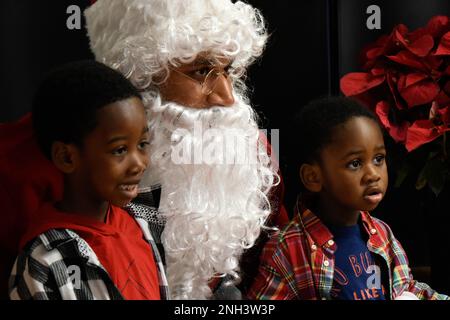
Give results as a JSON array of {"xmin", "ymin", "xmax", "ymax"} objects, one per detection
[
  {"xmin": 32, "ymin": 60, "xmax": 141, "ymax": 159},
  {"xmin": 293, "ymin": 96, "xmax": 380, "ymax": 167}
]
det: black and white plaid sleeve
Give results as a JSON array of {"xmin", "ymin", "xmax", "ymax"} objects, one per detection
[
  {"xmin": 9, "ymin": 230, "xmax": 122, "ymax": 300},
  {"xmin": 9, "ymin": 236, "xmax": 63, "ymax": 300}
]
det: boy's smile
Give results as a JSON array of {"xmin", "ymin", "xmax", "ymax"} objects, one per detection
[
  {"xmin": 317, "ymin": 116, "xmax": 388, "ymax": 225},
  {"xmin": 118, "ymin": 183, "xmax": 139, "ymax": 198}
]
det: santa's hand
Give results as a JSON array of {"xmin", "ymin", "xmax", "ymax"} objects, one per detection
[{"xmin": 394, "ymin": 291, "xmax": 419, "ymax": 300}]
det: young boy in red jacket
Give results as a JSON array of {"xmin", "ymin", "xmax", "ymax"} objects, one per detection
[{"xmin": 8, "ymin": 60, "xmax": 168, "ymax": 299}]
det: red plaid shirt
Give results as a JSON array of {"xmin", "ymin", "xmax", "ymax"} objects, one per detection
[{"xmin": 247, "ymin": 208, "xmax": 449, "ymax": 300}]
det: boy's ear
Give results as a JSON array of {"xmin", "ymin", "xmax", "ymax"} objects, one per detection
[
  {"xmin": 299, "ymin": 163, "xmax": 322, "ymax": 193},
  {"xmin": 51, "ymin": 142, "xmax": 79, "ymax": 174}
]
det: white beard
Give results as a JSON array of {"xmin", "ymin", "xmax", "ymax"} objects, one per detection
[{"xmin": 142, "ymin": 93, "xmax": 279, "ymax": 299}]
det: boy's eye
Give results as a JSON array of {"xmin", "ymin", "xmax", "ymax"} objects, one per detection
[
  {"xmin": 138, "ymin": 140, "xmax": 150, "ymax": 151},
  {"xmin": 374, "ymin": 154, "xmax": 385, "ymax": 165},
  {"xmin": 112, "ymin": 146, "xmax": 127, "ymax": 156},
  {"xmin": 347, "ymin": 159, "xmax": 362, "ymax": 170}
]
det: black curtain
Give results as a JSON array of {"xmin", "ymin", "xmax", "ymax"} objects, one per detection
[
  {"xmin": 246, "ymin": 0, "xmax": 330, "ymax": 212},
  {"xmin": 0, "ymin": 0, "xmax": 93, "ymax": 123}
]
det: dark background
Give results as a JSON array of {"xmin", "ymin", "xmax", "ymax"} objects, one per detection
[{"xmin": 1, "ymin": 0, "xmax": 449, "ymax": 294}]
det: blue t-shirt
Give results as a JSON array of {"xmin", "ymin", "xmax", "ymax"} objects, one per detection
[{"xmin": 327, "ymin": 222, "xmax": 387, "ymax": 300}]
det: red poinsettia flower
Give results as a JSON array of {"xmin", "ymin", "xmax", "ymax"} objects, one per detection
[
  {"xmin": 340, "ymin": 72, "xmax": 385, "ymax": 97},
  {"xmin": 340, "ymin": 15, "xmax": 450, "ymax": 152},
  {"xmin": 406, "ymin": 104, "xmax": 450, "ymax": 151},
  {"xmin": 397, "ymin": 72, "xmax": 440, "ymax": 108},
  {"xmin": 394, "ymin": 28, "xmax": 434, "ymax": 57},
  {"xmin": 425, "ymin": 15, "xmax": 450, "ymax": 38},
  {"xmin": 375, "ymin": 101, "xmax": 409, "ymax": 143},
  {"xmin": 436, "ymin": 31, "xmax": 450, "ymax": 55}
]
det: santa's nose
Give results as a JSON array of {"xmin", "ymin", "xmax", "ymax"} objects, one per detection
[{"xmin": 206, "ymin": 75, "xmax": 235, "ymax": 107}]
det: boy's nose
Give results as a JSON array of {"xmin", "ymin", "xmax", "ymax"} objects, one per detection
[
  {"xmin": 206, "ymin": 75, "xmax": 235, "ymax": 107},
  {"xmin": 128, "ymin": 152, "xmax": 149, "ymax": 176},
  {"xmin": 363, "ymin": 165, "xmax": 381, "ymax": 184}
]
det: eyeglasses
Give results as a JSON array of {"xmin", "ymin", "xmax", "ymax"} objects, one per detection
[{"xmin": 169, "ymin": 66, "xmax": 232, "ymax": 96}]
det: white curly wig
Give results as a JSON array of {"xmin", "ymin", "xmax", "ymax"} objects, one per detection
[{"xmin": 85, "ymin": 0, "xmax": 268, "ymax": 92}]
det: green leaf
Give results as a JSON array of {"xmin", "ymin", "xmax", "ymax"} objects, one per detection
[
  {"xmin": 415, "ymin": 151, "xmax": 440, "ymax": 191},
  {"xmin": 394, "ymin": 162, "xmax": 412, "ymax": 188},
  {"xmin": 416, "ymin": 155, "xmax": 449, "ymax": 196},
  {"xmin": 427, "ymin": 159, "xmax": 448, "ymax": 197},
  {"xmin": 415, "ymin": 171, "xmax": 428, "ymax": 190}
]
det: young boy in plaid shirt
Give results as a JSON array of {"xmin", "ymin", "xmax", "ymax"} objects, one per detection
[
  {"xmin": 247, "ymin": 97, "xmax": 449, "ymax": 300},
  {"xmin": 9, "ymin": 61, "xmax": 168, "ymax": 300}
]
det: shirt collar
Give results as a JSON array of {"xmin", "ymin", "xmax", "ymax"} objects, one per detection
[{"xmin": 296, "ymin": 205, "xmax": 383, "ymax": 249}]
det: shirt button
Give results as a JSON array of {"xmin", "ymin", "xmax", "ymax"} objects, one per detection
[
  {"xmin": 327, "ymin": 239, "xmax": 334, "ymax": 246},
  {"xmin": 323, "ymin": 260, "xmax": 330, "ymax": 267},
  {"xmin": 311, "ymin": 244, "xmax": 317, "ymax": 251},
  {"xmin": 370, "ymin": 228, "xmax": 377, "ymax": 235}
]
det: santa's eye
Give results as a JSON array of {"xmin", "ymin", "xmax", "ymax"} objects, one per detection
[{"xmin": 192, "ymin": 67, "xmax": 212, "ymax": 79}]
